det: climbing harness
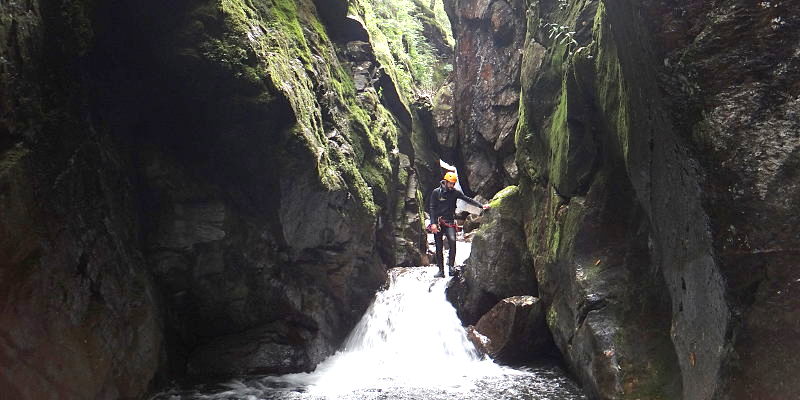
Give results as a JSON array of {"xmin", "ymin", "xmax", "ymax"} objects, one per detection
[
  {"xmin": 437, "ymin": 216, "xmax": 462, "ymax": 233},
  {"xmin": 424, "ymin": 217, "xmax": 462, "ymax": 233}
]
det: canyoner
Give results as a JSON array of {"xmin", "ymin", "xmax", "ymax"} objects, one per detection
[{"xmin": 427, "ymin": 172, "xmax": 490, "ymax": 278}]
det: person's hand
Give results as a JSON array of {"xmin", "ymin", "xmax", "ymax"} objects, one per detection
[{"xmin": 430, "ymin": 224, "xmax": 440, "ymax": 233}]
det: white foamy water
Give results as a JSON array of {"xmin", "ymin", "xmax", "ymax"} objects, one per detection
[
  {"xmin": 276, "ymin": 265, "xmax": 506, "ymax": 396},
  {"xmin": 151, "ymin": 240, "xmax": 586, "ymax": 399}
]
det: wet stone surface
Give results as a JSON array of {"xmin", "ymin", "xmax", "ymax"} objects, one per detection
[
  {"xmin": 152, "ymin": 242, "xmax": 585, "ymax": 400},
  {"xmin": 151, "ymin": 265, "xmax": 585, "ymax": 400}
]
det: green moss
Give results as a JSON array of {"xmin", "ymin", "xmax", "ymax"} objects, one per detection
[
  {"xmin": 361, "ymin": 163, "xmax": 389, "ymax": 197},
  {"xmin": 196, "ymin": 0, "xmax": 388, "ymax": 219},
  {"xmin": 547, "ymin": 306, "xmax": 558, "ymax": 328},
  {"xmin": 185, "ymin": 0, "xmax": 440, "ymax": 237},
  {"xmin": 415, "ymin": 187, "xmax": 425, "ymax": 231},
  {"xmin": 351, "ymin": 0, "xmax": 452, "ymax": 97},
  {"xmin": 548, "ymin": 86, "xmax": 570, "ymax": 189},
  {"xmin": 592, "ymin": 2, "xmax": 631, "ymax": 160},
  {"xmin": 430, "ymin": 0, "xmax": 454, "ymax": 47},
  {"xmin": 492, "ymin": 185, "xmax": 519, "ymax": 203},
  {"xmin": 488, "ymin": 185, "xmax": 519, "ymax": 214},
  {"xmin": 514, "ymin": 101, "xmax": 544, "ymax": 182},
  {"xmin": 0, "ymin": 144, "xmax": 30, "ymax": 177}
]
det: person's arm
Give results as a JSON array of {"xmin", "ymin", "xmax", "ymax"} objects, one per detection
[
  {"xmin": 429, "ymin": 188, "xmax": 440, "ymax": 232},
  {"xmin": 457, "ymin": 190, "xmax": 486, "ymax": 209}
]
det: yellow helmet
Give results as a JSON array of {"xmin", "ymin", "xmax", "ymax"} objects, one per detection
[{"xmin": 443, "ymin": 172, "xmax": 458, "ymax": 183}]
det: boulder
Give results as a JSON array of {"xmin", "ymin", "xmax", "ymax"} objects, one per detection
[
  {"xmin": 447, "ymin": 186, "xmax": 537, "ymax": 325},
  {"xmin": 187, "ymin": 322, "xmax": 320, "ymax": 377},
  {"xmin": 467, "ymin": 296, "xmax": 554, "ymax": 364}
]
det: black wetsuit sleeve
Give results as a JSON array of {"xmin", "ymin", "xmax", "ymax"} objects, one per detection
[
  {"xmin": 457, "ymin": 190, "xmax": 483, "ymax": 208},
  {"xmin": 429, "ymin": 188, "xmax": 439, "ymax": 225}
]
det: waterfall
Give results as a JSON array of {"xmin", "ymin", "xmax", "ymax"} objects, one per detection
[
  {"xmin": 151, "ymin": 240, "xmax": 585, "ymax": 399},
  {"xmin": 284, "ymin": 265, "xmax": 503, "ymax": 395}
]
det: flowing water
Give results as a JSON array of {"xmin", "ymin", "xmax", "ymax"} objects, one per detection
[{"xmin": 152, "ymin": 241, "xmax": 585, "ymax": 400}]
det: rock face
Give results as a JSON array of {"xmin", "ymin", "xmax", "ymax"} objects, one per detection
[
  {"xmin": 1, "ymin": 0, "xmax": 445, "ymax": 397},
  {"xmin": 642, "ymin": 2, "xmax": 800, "ymax": 397},
  {"xmin": 466, "ymin": 296, "xmax": 553, "ymax": 364},
  {"xmin": 450, "ymin": 0, "xmax": 800, "ymax": 399},
  {"xmin": 447, "ymin": 186, "xmax": 537, "ymax": 325},
  {"xmin": 442, "ymin": 0, "xmax": 526, "ymax": 196},
  {"xmin": 0, "ymin": 2, "xmax": 162, "ymax": 398}
]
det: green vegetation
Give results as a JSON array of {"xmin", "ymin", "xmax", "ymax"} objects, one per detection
[
  {"xmin": 592, "ymin": 2, "xmax": 631, "ymax": 160},
  {"xmin": 183, "ymin": 0, "xmax": 452, "ymax": 255},
  {"xmin": 546, "ymin": 23, "xmax": 579, "ymax": 55},
  {"xmin": 351, "ymin": 0, "xmax": 453, "ymax": 98},
  {"xmin": 548, "ymin": 87, "xmax": 570, "ymax": 189},
  {"xmin": 489, "ymin": 185, "xmax": 521, "ymax": 215},
  {"xmin": 431, "ymin": 0, "xmax": 455, "ymax": 47},
  {"xmin": 192, "ymin": 0, "xmax": 405, "ymax": 218},
  {"xmin": 491, "ymin": 185, "xmax": 519, "ymax": 203}
]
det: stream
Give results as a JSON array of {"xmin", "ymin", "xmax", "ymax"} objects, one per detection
[{"xmin": 151, "ymin": 240, "xmax": 585, "ymax": 400}]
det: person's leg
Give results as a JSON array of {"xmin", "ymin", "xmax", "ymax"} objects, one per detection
[
  {"xmin": 446, "ymin": 226, "xmax": 457, "ymax": 274},
  {"xmin": 434, "ymin": 231, "xmax": 445, "ymax": 277}
]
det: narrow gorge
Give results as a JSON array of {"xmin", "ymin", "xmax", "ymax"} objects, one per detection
[{"xmin": 1, "ymin": 0, "xmax": 798, "ymax": 399}]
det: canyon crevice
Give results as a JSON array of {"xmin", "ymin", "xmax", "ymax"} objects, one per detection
[{"xmin": 2, "ymin": 0, "xmax": 799, "ymax": 399}]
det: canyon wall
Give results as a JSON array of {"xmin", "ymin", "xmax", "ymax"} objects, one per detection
[
  {"xmin": 1, "ymin": 0, "xmax": 451, "ymax": 397},
  {"xmin": 450, "ymin": 0, "xmax": 800, "ymax": 398}
]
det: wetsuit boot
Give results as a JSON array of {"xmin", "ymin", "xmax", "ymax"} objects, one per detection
[{"xmin": 434, "ymin": 230, "xmax": 446, "ymax": 278}]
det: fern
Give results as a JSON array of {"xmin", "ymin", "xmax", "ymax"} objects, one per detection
[{"xmin": 546, "ymin": 23, "xmax": 579, "ymax": 56}]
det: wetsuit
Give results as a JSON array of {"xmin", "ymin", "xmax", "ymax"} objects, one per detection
[{"xmin": 428, "ymin": 183, "xmax": 483, "ymax": 273}]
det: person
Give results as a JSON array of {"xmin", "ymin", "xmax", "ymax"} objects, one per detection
[{"xmin": 428, "ymin": 172, "xmax": 490, "ymax": 278}]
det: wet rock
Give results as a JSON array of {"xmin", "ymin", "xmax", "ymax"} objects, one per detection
[
  {"xmin": 432, "ymin": 82, "xmax": 457, "ymax": 151},
  {"xmin": 392, "ymin": 154, "xmax": 427, "ymax": 267},
  {"xmin": 410, "ymin": 101, "xmax": 443, "ymax": 202},
  {"xmin": 413, "ymin": 0, "xmax": 453, "ymax": 60},
  {"xmin": 447, "ymin": 186, "xmax": 537, "ymax": 325},
  {"xmin": 462, "ymin": 213, "xmax": 483, "ymax": 234},
  {"xmin": 1, "ymin": 0, "xmax": 440, "ymax": 395},
  {"xmin": 345, "ymin": 41, "xmax": 375, "ymax": 62},
  {"xmin": 507, "ymin": 2, "xmax": 692, "ymax": 397},
  {"xmin": 646, "ymin": 1, "xmax": 800, "ymax": 397},
  {"xmin": 478, "ymin": 0, "xmax": 800, "ymax": 397},
  {"xmin": 0, "ymin": 2, "xmax": 162, "ymax": 398},
  {"xmin": 187, "ymin": 322, "xmax": 319, "ymax": 377},
  {"xmin": 344, "ymin": 42, "xmax": 377, "ymax": 93},
  {"xmin": 443, "ymin": 0, "xmax": 526, "ymax": 196},
  {"xmin": 467, "ymin": 296, "xmax": 553, "ymax": 364}
]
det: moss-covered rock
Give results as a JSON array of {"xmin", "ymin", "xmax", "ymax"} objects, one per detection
[
  {"xmin": 1, "ymin": 0, "xmax": 448, "ymax": 393},
  {"xmin": 135, "ymin": 0, "xmax": 440, "ymax": 378},
  {"xmin": 506, "ymin": 1, "xmax": 695, "ymax": 397},
  {"xmin": 453, "ymin": 0, "xmax": 800, "ymax": 398},
  {"xmin": 1, "ymin": 2, "xmax": 162, "ymax": 398},
  {"xmin": 463, "ymin": 0, "xmax": 800, "ymax": 398},
  {"xmin": 447, "ymin": 185, "xmax": 538, "ymax": 325}
]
